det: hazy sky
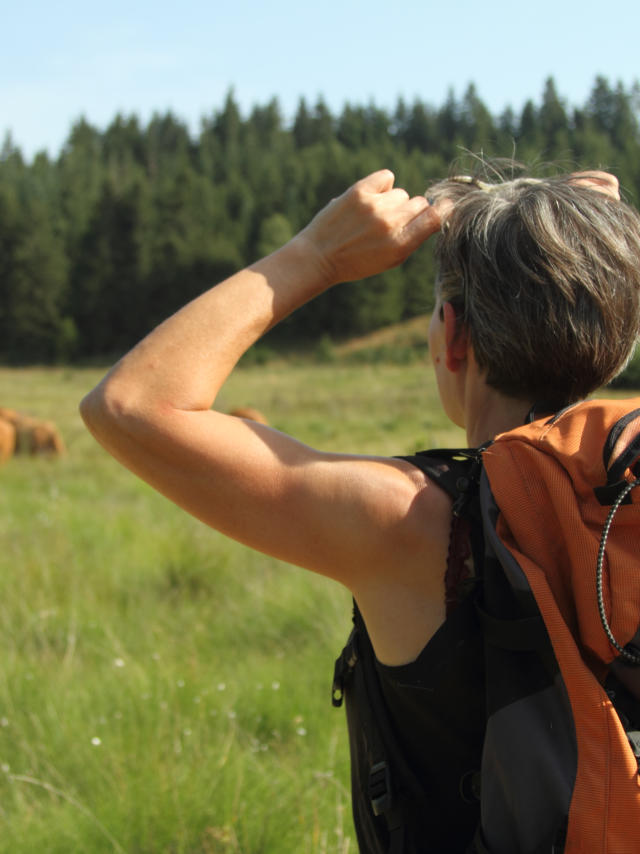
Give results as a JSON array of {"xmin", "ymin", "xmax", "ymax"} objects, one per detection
[{"xmin": 3, "ymin": 0, "xmax": 639, "ymax": 160}]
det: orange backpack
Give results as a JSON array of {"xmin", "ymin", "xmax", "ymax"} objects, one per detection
[{"xmin": 477, "ymin": 397, "xmax": 640, "ymax": 853}]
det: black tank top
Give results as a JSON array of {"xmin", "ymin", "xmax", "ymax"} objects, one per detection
[
  {"xmin": 343, "ymin": 595, "xmax": 485, "ymax": 853},
  {"xmin": 334, "ymin": 453, "xmax": 486, "ymax": 853}
]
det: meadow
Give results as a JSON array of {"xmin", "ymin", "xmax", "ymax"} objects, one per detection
[{"xmin": 0, "ymin": 352, "xmax": 466, "ymax": 854}]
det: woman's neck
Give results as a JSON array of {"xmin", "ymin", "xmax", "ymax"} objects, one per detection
[{"xmin": 463, "ymin": 377, "xmax": 534, "ymax": 447}]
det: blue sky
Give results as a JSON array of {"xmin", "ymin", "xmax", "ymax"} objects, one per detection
[{"xmin": 3, "ymin": 0, "xmax": 639, "ymax": 160}]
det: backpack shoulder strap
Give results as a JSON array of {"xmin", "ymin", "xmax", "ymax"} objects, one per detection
[
  {"xmin": 397, "ymin": 447, "xmax": 484, "ymax": 508},
  {"xmin": 333, "ymin": 602, "xmax": 421, "ymax": 854},
  {"xmin": 478, "ymin": 398, "xmax": 640, "ymax": 852}
]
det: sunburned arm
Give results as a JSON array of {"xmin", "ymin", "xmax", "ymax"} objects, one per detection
[{"xmin": 80, "ymin": 171, "xmax": 451, "ymax": 662}]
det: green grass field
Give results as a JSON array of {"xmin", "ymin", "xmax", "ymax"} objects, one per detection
[{"xmin": 0, "ymin": 357, "xmax": 466, "ymax": 854}]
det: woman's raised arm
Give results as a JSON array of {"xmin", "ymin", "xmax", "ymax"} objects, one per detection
[
  {"xmin": 83, "ymin": 170, "xmax": 439, "ymax": 415},
  {"xmin": 79, "ymin": 172, "xmax": 450, "ymax": 649}
]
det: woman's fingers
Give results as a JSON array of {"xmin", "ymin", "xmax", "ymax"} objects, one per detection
[
  {"xmin": 399, "ymin": 196, "xmax": 451, "ymax": 253},
  {"xmin": 354, "ymin": 168, "xmax": 397, "ymax": 194},
  {"xmin": 299, "ymin": 170, "xmax": 448, "ymax": 285}
]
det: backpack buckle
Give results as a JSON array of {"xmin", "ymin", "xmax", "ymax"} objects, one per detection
[{"xmin": 369, "ymin": 761, "xmax": 392, "ymax": 816}]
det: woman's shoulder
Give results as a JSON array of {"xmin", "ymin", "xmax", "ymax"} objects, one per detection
[{"xmin": 346, "ymin": 454, "xmax": 454, "ymax": 666}]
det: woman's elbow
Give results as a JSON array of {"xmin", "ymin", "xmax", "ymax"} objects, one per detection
[{"xmin": 80, "ymin": 377, "xmax": 141, "ymax": 444}]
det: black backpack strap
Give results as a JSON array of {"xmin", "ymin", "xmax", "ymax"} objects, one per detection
[
  {"xmin": 368, "ymin": 760, "xmax": 406, "ymax": 854},
  {"xmin": 594, "ymin": 407, "xmax": 640, "ymax": 505},
  {"xmin": 400, "ymin": 448, "xmax": 486, "ymax": 615},
  {"xmin": 468, "ymin": 823, "xmax": 568, "ymax": 854},
  {"xmin": 333, "ymin": 604, "xmax": 411, "ymax": 853},
  {"xmin": 475, "ymin": 600, "xmax": 550, "ymax": 652},
  {"xmin": 396, "ymin": 448, "xmax": 479, "ymax": 504}
]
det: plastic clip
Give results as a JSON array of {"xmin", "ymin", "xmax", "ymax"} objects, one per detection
[{"xmin": 369, "ymin": 761, "xmax": 393, "ymax": 816}]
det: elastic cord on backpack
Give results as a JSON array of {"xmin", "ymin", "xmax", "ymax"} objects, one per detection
[{"xmin": 596, "ymin": 478, "xmax": 640, "ymax": 665}]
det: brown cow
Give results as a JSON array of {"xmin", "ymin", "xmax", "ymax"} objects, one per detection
[
  {"xmin": 0, "ymin": 418, "xmax": 16, "ymax": 464},
  {"xmin": 229, "ymin": 406, "xmax": 269, "ymax": 424},
  {"xmin": 0, "ymin": 407, "xmax": 66, "ymax": 456},
  {"xmin": 0, "ymin": 407, "xmax": 19, "ymax": 423},
  {"xmin": 228, "ymin": 407, "xmax": 269, "ymax": 426}
]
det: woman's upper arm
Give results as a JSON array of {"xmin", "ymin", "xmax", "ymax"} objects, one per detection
[{"xmin": 81, "ymin": 395, "xmax": 435, "ymax": 589}]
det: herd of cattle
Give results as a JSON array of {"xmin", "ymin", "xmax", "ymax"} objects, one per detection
[
  {"xmin": 0, "ymin": 407, "xmax": 66, "ymax": 463},
  {"xmin": 228, "ymin": 407, "xmax": 269, "ymax": 425},
  {"xmin": 0, "ymin": 405, "xmax": 269, "ymax": 466}
]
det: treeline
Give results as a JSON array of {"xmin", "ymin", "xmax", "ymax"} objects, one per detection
[{"xmin": 1, "ymin": 76, "xmax": 640, "ymax": 363}]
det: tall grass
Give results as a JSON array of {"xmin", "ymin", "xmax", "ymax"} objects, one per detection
[
  {"xmin": 3, "ymin": 357, "xmax": 636, "ymax": 853},
  {"xmin": 0, "ymin": 359, "xmax": 464, "ymax": 853}
]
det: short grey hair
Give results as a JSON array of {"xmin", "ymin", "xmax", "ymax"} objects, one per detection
[{"xmin": 426, "ymin": 168, "xmax": 640, "ymax": 406}]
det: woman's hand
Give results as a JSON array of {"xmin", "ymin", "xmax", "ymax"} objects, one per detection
[{"xmin": 296, "ymin": 170, "xmax": 447, "ymax": 286}]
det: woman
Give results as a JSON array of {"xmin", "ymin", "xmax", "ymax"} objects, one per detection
[{"xmin": 81, "ymin": 165, "xmax": 640, "ymax": 852}]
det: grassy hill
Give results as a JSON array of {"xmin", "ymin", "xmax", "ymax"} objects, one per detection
[{"xmin": 332, "ymin": 314, "xmax": 430, "ymax": 363}]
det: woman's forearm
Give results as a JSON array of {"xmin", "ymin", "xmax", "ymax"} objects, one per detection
[
  {"xmin": 90, "ymin": 235, "xmax": 330, "ymax": 416},
  {"xmin": 81, "ymin": 171, "xmax": 441, "ymax": 433}
]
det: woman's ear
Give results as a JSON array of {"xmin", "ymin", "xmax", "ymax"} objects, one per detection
[{"xmin": 442, "ymin": 301, "xmax": 469, "ymax": 372}]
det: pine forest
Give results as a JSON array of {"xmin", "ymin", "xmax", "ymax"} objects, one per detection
[{"xmin": 2, "ymin": 76, "xmax": 640, "ymax": 364}]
